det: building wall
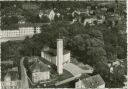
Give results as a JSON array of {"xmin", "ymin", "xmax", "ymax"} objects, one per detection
[
  {"xmin": 35, "ymin": 27, "xmax": 41, "ymax": 33},
  {"xmin": 63, "ymin": 53, "xmax": 70, "ymax": 64},
  {"xmin": 51, "ymin": 56, "xmax": 57, "ymax": 65},
  {"xmin": 32, "ymin": 71, "xmax": 50, "ymax": 83},
  {"xmin": 41, "ymin": 51, "xmax": 57, "ymax": 65},
  {"xmin": 19, "ymin": 27, "xmax": 34, "ymax": 36},
  {"xmin": 1, "ymin": 81, "xmax": 20, "ymax": 89},
  {"xmin": 41, "ymin": 51, "xmax": 53, "ymax": 63},
  {"xmin": 0, "ymin": 27, "xmax": 41, "ymax": 38},
  {"xmin": 1, "ymin": 30, "xmax": 20, "ymax": 38},
  {"xmin": 97, "ymin": 84, "xmax": 105, "ymax": 88},
  {"xmin": 75, "ymin": 80, "xmax": 85, "ymax": 88},
  {"xmin": 41, "ymin": 51, "xmax": 70, "ymax": 66}
]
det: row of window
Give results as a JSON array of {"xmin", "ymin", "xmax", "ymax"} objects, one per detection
[{"xmin": 1, "ymin": 29, "xmax": 41, "ymax": 37}]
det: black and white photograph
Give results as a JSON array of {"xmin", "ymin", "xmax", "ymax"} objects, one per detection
[{"xmin": 0, "ymin": 0, "xmax": 127, "ymax": 88}]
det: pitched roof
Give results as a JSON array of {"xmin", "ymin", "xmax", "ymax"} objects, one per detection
[
  {"xmin": 1, "ymin": 67, "xmax": 19, "ymax": 81},
  {"xmin": 81, "ymin": 74, "xmax": 105, "ymax": 88},
  {"xmin": 42, "ymin": 48, "xmax": 70, "ymax": 56},
  {"xmin": 79, "ymin": 74, "xmax": 90, "ymax": 80},
  {"xmin": 1, "ymin": 60, "xmax": 13, "ymax": 65},
  {"xmin": 30, "ymin": 61, "xmax": 50, "ymax": 73},
  {"xmin": 4, "ymin": 71, "xmax": 19, "ymax": 81}
]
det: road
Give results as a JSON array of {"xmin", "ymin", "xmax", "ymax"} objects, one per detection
[
  {"xmin": 0, "ymin": 35, "xmax": 33, "ymax": 89},
  {"xmin": 20, "ymin": 57, "xmax": 29, "ymax": 89}
]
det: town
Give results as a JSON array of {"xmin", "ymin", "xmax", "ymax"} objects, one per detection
[{"xmin": 0, "ymin": 0, "xmax": 127, "ymax": 89}]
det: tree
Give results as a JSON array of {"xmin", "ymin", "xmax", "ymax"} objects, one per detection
[
  {"xmin": 1, "ymin": 41, "xmax": 22, "ymax": 66},
  {"xmin": 108, "ymin": 65, "xmax": 126, "ymax": 88}
]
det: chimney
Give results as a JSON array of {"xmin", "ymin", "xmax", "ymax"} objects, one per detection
[{"xmin": 57, "ymin": 39, "xmax": 63, "ymax": 75}]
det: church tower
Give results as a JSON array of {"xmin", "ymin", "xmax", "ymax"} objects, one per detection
[{"xmin": 57, "ymin": 39, "xmax": 63, "ymax": 75}]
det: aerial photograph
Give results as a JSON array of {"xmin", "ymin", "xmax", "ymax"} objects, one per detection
[{"xmin": 0, "ymin": 0, "xmax": 127, "ymax": 89}]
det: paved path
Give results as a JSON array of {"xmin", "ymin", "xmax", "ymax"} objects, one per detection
[
  {"xmin": 0, "ymin": 34, "xmax": 33, "ymax": 89},
  {"xmin": 20, "ymin": 57, "xmax": 29, "ymax": 89},
  {"xmin": 55, "ymin": 74, "xmax": 81, "ymax": 86}
]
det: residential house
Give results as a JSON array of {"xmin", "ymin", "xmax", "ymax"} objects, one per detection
[
  {"xmin": 101, "ymin": 7, "xmax": 108, "ymax": 11},
  {"xmin": 79, "ymin": 9, "xmax": 90, "ymax": 16},
  {"xmin": 1, "ymin": 22, "xmax": 44, "ymax": 38},
  {"xmin": 75, "ymin": 74, "xmax": 105, "ymax": 88},
  {"xmin": 30, "ymin": 61, "xmax": 50, "ymax": 83},
  {"xmin": 107, "ymin": 62, "xmax": 114, "ymax": 73},
  {"xmin": 1, "ymin": 70, "xmax": 20, "ymax": 89},
  {"xmin": 39, "ymin": 10, "xmax": 44, "ymax": 19},
  {"xmin": 19, "ymin": 23, "xmax": 43, "ymax": 36},
  {"xmin": 1, "ymin": 61, "xmax": 13, "ymax": 65},
  {"xmin": 48, "ymin": 10, "xmax": 56, "ymax": 21},
  {"xmin": 18, "ymin": 16, "xmax": 26, "ymax": 24},
  {"xmin": 22, "ymin": 3, "xmax": 39, "ymax": 10},
  {"xmin": 97, "ymin": 15, "xmax": 105, "ymax": 24},
  {"xmin": 123, "ymin": 75, "xmax": 127, "ymax": 88},
  {"xmin": 19, "ymin": 23, "xmax": 35, "ymax": 36},
  {"xmin": 18, "ymin": 19, "xmax": 26, "ymax": 24},
  {"xmin": 39, "ymin": 9, "xmax": 51, "ymax": 22},
  {"xmin": 83, "ymin": 17, "xmax": 97, "ymax": 26}
]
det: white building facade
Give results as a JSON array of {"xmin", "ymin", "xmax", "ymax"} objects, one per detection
[
  {"xmin": 0, "ymin": 24, "xmax": 41, "ymax": 38},
  {"xmin": 41, "ymin": 50, "xmax": 70, "ymax": 66},
  {"xmin": 32, "ymin": 71, "xmax": 50, "ymax": 83}
]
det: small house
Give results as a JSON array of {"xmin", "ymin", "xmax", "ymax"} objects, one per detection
[
  {"xmin": 1, "ymin": 71, "xmax": 20, "ymax": 89},
  {"xmin": 75, "ymin": 74, "xmax": 105, "ymax": 88},
  {"xmin": 30, "ymin": 61, "xmax": 50, "ymax": 83}
]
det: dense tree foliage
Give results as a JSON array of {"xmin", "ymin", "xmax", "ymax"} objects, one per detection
[
  {"xmin": 1, "ymin": 41, "xmax": 22, "ymax": 66},
  {"xmin": 2, "ymin": 18, "xmax": 126, "ymax": 87},
  {"xmin": 1, "ymin": 1, "xmax": 126, "ymax": 88}
]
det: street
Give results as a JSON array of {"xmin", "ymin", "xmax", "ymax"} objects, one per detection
[{"xmin": 20, "ymin": 57, "xmax": 29, "ymax": 89}]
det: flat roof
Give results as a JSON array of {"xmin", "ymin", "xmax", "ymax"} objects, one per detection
[{"xmin": 64, "ymin": 63, "xmax": 87, "ymax": 76}]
